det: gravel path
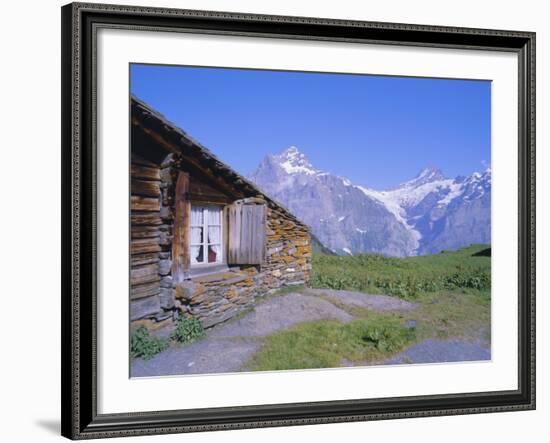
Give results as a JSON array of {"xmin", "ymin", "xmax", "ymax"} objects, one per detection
[
  {"xmin": 131, "ymin": 292, "xmax": 354, "ymax": 377},
  {"xmin": 384, "ymin": 339, "xmax": 491, "ymax": 364},
  {"xmin": 305, "ymin": 288, "xmax": 417, "ymax": 312}
]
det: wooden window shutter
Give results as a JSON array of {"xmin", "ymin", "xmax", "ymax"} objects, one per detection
[
  {"xmin": 172, "ymin": 171, "xmax": 190, "ymax": 283},
  {"xmin": 227, "ymin": 201, "xmax": 267, "ymax": 265}
]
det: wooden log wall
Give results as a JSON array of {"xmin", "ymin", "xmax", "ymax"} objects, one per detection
[{"xmin": 130, "ymin": 156, "xmax": 164, "ymax": 327}]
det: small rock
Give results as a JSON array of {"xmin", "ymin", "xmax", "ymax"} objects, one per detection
[
  {"xmin": 160, "ymin": 275, "xmax": 173, "ymax": 288},
  {"xmin": 159, "ymin": 288, "xmax": 175, "ymax": 309},
  {"xmin": 160, "ymin": 206, "xmax": 173, "ymax": 221},
  {"xmin": 159, "ymin": 259, "xmax": 172, "ymax": 276},
  {"xmin": 405, "ymin": 319, "xmax": 417, "ymax": 330},
  {"xmin": 175, "ymin": 281, "xmax": 196, "ymax": 301}
]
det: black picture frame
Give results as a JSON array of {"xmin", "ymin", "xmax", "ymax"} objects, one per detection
[{"xmin": 61, "ymin": 2, "xmax": 536, "ymax": 439}]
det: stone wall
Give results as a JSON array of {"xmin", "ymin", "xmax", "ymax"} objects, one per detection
[{"xmin": 174, "ymin": 204, "xmax": 312, "ymax": 328}]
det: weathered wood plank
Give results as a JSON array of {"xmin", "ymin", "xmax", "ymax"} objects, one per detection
[
  {"xmin": 131, "ymin": 281, "xmax": 161, "ymax": 300},
  {"xmin": 172, "ymin": 172, "xmax": 190, "ymax": 284},
  {"xmin": 131, "ymin": 179, "xmax": 161, "ymax": 197},
  {"xmin": 131, "ymin": 226, "xmax": 160, "ymax": 239},
  {"xmin": 131, "ymin": 238, "xmax": 161, "ymax": 255},
  {"xmin": 131, "ymin": 163, "xmax": 160, "ymax": 181},
  {"xmin": 242, "ymin": 205, "xmax": 251, "ymax": 263},
  {"xmin": 187, "ymin": 193, "xmax": 231, "ymax": 204},
  {"xmin": 130, "ymin": 264, "xmax": 160, "ymax": 286},
  {"xmin": 131, "ymin": 154, "xmax": 158, "ymax": 168},
  {"xmin": 227, "ymin": 203, "xmax": 241, "ymax": 264},
  {"xmin": 223, "ymin": 205, "xmax": 229, "ymax": 263},
  {"xmin": 131, "ymin": 196, "xmax": 160, "ymax": 212},
  {"xmin": 130, "ymin": 212, "xmax": 162, "ymax": 226},
  {"xmin": 131, "ymin": 253, "xmax": 159, "ymax": 267},
  {"xmin": 228, "ymin": 203, "xmax": 266, "ymax": 265},
  {"xmin": 130, "ymin": 295, "xmax": 161, "ymax": 320},
  {"xmin": 189, "ymin": 178, "xmax": 232, "ymax": 203}
]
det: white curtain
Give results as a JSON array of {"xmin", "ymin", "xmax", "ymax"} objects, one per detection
[
  {"xmin": 208, "ymin": 207, "xmax": 221, "ymax": 225},
  {"xmin": 190, "ymin": 206, "xmax": 222, "ymax": 264},
  {"xmin": 191, "ymin": 206, "xmax": 203, "ymax": 226},
  {"xmin": 208, "ymin": 226, "xmax": 220, "ymax": 244},
  {"xmin": 190, "ymin": 207, "xmax": 204, "ymax": 264},
  {"xmin": 191, "ymin": 227, "xmax": 203, "ymax": 243},
  {"xmin": 191, "ymin": 245, "xmax": 203, "ymax": 264}
]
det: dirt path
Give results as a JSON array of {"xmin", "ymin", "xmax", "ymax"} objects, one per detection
[
  {"xmin": 131, "ymin": 292, "xmax": 355, "ymax": 377},
  {"xmin": 384, "ymin": 339, "xmax": 490, "ymax": 365}
]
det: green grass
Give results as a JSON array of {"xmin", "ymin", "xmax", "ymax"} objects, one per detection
[
  {"xmin": 247, "ymin": 244, "xmax": 491, "ymax": 371},
  {"xmin": 248, "ymin": 312, "xmax": 416, "ymax": 371},
  {"xmin": 310, "ymin": 244, "xmax": 491, "ymax": 299}
]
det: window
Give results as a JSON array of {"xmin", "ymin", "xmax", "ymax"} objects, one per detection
[{"xmin": 190, "ymin": 205, "xmax": 223, "ymax": 266}]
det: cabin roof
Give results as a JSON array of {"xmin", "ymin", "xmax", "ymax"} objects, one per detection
[{"xmin": 131, "ymin": 95, "xmax": 308, "ymax": 229}]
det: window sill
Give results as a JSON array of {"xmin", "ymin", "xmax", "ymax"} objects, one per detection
[{"xmin": 188, "ymin": 263, "xmax": 229, "ymax": 279}]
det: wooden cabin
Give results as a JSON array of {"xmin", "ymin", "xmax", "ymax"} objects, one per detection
[{"xmin": 130, "ymin": 96, "xmax": 312, "ymax": 331}]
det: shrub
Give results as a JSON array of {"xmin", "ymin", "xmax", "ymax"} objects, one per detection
[
  {"xmin": 171, "ymin": 315, "xmax": 205, "ymax": 344},
  {"xmin": 130, "ymin": 326, "xmax": 169, "ymax": 360},
  {"xmin": 362, "ymin": 322, "xmax": 414, "ymax": 353},
  {"xmin": 443, "ymin": 269, "xmax": 490, "ymax": 290}
]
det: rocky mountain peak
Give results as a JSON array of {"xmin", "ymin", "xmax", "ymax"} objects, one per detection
[
  {"xmin": 397, "ymin": 166, "xmax": 446, "ymax": 189},
  {"xmin": 272, "ymin": 146, "xmax": 319, "ymax": 175}
]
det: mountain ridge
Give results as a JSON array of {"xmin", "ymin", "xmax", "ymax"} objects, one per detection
[{"xmin": 248, "ymin": 146, "xmax": 491, "ymax": 257}]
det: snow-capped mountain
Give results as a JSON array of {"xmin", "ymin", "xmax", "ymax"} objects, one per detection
[{"xmin": 248, "ymin": 146, "xmax": 491, "ymax": 257}]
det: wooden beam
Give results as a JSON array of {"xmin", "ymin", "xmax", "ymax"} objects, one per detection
[
  {"xmin": 130, "ymin": 212, "xmax": 162, "ymax": 226},
  {"xmin": 131, "ymin": 196, "xmax": 161, "ymax": 212},
  {"xmin": 131, "ymin": 163, "xmax": 160, "ymax": 181},
  {"xmin": 131, "ymin": 179, "xmax": 161, "ymax": 197},
  {"xmin": 131, "ymin": 153, "xmax": 158, "ymax": 168},
  {"xmin": 131, "ymin": 238, "xmax": 161, "ymax": 255},
  {"xmin": 172, "ymin": 171, "xmax": 190, "ymax": 284},
  {"xmin": 131, "ymin": 253, "xmax": 159, "ymax": 267},
  {"xmin": 131, "ymin": 226, "xmax": 160, "ymax": 239},
  {"xmin": 130, "ymin": 264, "xmax": 161, "ymax": 286},
  {"xmin": 130, "ymin": 282, "xmax": 161, "ymax": 300}
]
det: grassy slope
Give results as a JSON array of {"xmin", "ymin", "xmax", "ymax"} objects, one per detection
[
  {"xmin": 248, "ymin": 244, "xmax": 491, "ymax": 371},
  {"xmin": 310, "ymin": 244, "xmax": 491, "ymax": 299}
]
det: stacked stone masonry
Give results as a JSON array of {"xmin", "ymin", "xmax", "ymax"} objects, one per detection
[{"xmin": 175, "ymin": 206, "xmax": 312, "ymax": 328}]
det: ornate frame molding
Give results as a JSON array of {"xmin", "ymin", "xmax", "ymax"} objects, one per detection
[{"xmin": 61, "ymin": 2, "xmax": 535, "ymax": 439}]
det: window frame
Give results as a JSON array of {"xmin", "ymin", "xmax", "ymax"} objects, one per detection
[{"xmin": 189, "ymin": 204, "xmax": 224, "ymax": 267}]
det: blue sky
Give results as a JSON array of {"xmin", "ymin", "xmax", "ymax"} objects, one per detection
[{"xmin": 130, "ymin": 64, "xmax": 491, "ymax": 189}]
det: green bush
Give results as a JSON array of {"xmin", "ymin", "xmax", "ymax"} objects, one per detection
[
  {"xmin": 171, "ymin": 315, "xmax": 205, "ymax": 344},
  {"xmin": 362, "ymin": 322, "xmax": 414, "ymax": 353},
  {"xmin": 130, "ymin": 326, "xmax": 169, "ymax": 360},
  {"xmin": 443, "ymin": 269, "xmax": 490, "ymax": 290}
]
